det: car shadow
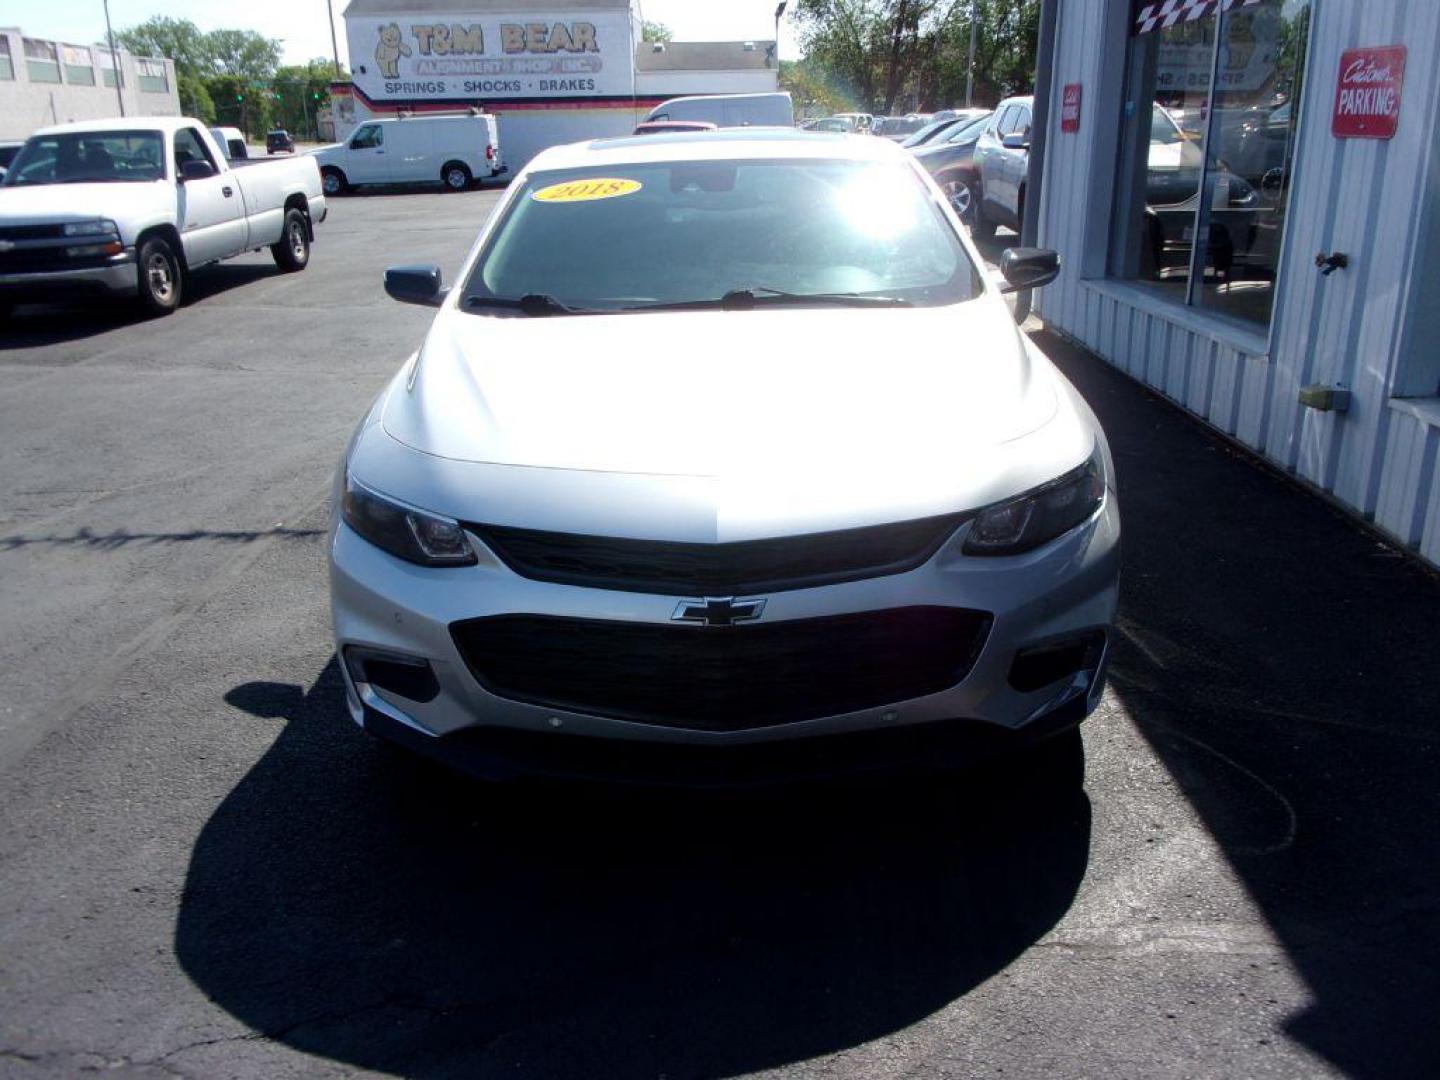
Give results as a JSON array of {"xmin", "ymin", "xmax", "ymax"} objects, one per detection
[
  {"xmin": 1, "ymin": 264, "xmax": 287, "ymax": 348},
  {"xmin": 1041, "ymin": 330, "xmax": 1440, "ymax": 1076},
  {"xmin": 176, "ymin": 660, "xmax": 1091, "ymax": 1077}
]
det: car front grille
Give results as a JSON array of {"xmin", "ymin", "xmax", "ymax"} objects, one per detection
[
  {"xmin": 450, "ymin": 607, "xmax": 992, "ymax": 731},
  {"xmin": 470, "ymin": 514, "xmax": 968, "ymax": 596},
  {"xmin": 0, "ymin": 224, "xmax": 67, "ymax": 242}
]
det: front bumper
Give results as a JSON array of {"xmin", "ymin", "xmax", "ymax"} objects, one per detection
[
  {"xmin": 0, "ymin": 253, "xmax": 137, "ymax": 300},
  {"xmin": 330, "ymin": 496, "xmax": 1120, "ymax": 781}
]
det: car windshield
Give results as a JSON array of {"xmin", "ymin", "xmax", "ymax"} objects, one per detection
[
  {"xmin": 901, "ymin": 118, "xmax": 957, "ymax": 147},
  {"xmin": 463, "ymin": 158, "xmax": 982, "ymax": 313},
  {"xmin": 2, "ymin": 131, "xmax": 165, "ymax": 186}
]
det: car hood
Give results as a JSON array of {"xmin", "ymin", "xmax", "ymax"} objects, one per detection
[
  {"xmin": 0, "ymin": 181, "xmax": 171, "ymax": 231},
  {"xmin": 357, "ymin": 299, "xmax": 1098, "ymax": 539},
  {"xmin": 387, "ymin": 300, "xmax": 1056, "ymax": 475}
]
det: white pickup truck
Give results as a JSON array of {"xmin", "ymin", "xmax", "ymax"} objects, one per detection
[{"xmin": 0, "ymin": 116, "xmax": 326, "ymax": 319}]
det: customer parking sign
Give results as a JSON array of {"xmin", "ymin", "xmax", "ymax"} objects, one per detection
[{"xmin": 1332, "ymin": 46, "xmax": 1406, "ymax": 140}]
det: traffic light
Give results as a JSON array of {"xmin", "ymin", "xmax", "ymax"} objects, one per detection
[{"xmin": 235, "ymin": 93, "xmax": 243, "ymax": 102}]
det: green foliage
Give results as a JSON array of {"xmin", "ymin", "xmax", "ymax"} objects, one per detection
[
  {"xmin": 176, "ymin": 72, "xmax": 215, "ymax": 125},
  {"xmin": 119, "ymin": 16, "xmax": 345, "ymax": 139},
  {"xmin": 792, "ymin": 0, "xmax": 1040, "ymax": 114},
  {"xmin": 115, "ymin": 16, "xmax": 212, "ymax": 80},
  {"xmin": 779, "ymin": 59, "xmax": 855, "ymax": 116},
  {"xmin": 641, "ymin": 21, "xmax": 673, "ymax": 44}
]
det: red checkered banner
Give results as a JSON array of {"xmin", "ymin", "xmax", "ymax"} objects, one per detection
[{"xmin": 1133, "ymin": 0, "xmax": 1266, "ymax": 35}]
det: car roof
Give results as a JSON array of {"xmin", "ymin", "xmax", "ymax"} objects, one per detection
[
  {"xmin": 32, "ymin": 116, "xmax": 196, "ymax": 137},
  {"xmin": 530, "ymin": 128, "xmax": 909, "ymax": 172}
]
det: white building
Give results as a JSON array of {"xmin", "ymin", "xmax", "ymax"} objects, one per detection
[
  {"xmin": 335, "ymin": 0, "xmax": 778, "ymax": 168},
  {"xmin": 1031, "ymin": 0, "xmax": 1440, "ymax": 567},
  {"xmin": 0, "ymin": 27, "xmax": 180, "ymax": 140}
]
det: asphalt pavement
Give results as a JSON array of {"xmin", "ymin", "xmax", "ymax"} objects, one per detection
[{"xmin": 0, "ymin": 189, "xmax": 1437, "ymax": 1079}]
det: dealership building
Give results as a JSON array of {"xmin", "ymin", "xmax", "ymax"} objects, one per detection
[
  {"xmin": 1029, "ymin": 0, "xmax": 1440, "ymax": 567},
  {"xmin": 335, "ymin": 0, "xmax": 779, "ymax": 167},
  {"xmin": 0, "ymin": 27, "xmax": 179, "ymax": 141}
]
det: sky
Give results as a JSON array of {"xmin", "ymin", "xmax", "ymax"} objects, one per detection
[{"xmin": 0, "ymin": 0, "xmax": 801, "ymax": 67}]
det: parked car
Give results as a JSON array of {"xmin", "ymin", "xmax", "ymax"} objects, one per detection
[
  {"xmin": 265, "ymin": 129, "xmax": 295, "ymax": 154},
  {"xmin": 633, "ymin": 120, "xmax": 718, "ymax": 136},
  {"xmin": 315, "ymin": 113, "xmax": 504, "ymax": 195},
  {"xmin": 329, "ymin": 130, "xmax": 1118, "ymax": 785},
  {"xmin": 801, "ymin": 117, "xmax": 854, "ymax": 133},
  {"xmin": 875, "ymin": 114, "xmax": 932, "ymax": 142},
  {"xmin": 643, "ymin": 92, "xmax": 794, "ymax": 128},
  {"xmin": 0, "ymin": 117, "xmax": 326, "ymax": 319},
  {"xmin": 900, "ymin": 110, "xmax": 988, "ymax": 149},
  {"xmin": 973, "ymin": 95, "xmax": 1259, "ymax": 272},
  {"xmin": 909, "ymin": 111, "xmax": 993, "ymax": 221},
  {"xmin": 830, "ymin": 112, "xmax": 875, "ymax": 133},
  {"xmin": 209, "ymin": 126, "xmax": 248, "ymax": 161}
]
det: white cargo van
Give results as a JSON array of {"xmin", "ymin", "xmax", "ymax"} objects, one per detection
[
  {"xmin": 644, "ymin": 92, "xmax": 794, "ymax": 129},
  {"xmin": 315, "ymin": 113, "xmax": 503, "ymax": 195}
]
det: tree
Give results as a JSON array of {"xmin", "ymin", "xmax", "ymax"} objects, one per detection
[
  {"xmin": 642, "ymin": 21, "xmax": 672, "ymax": 44},
  {"xmin": 270, "ymin": 59, "xmax": 342, "ymax": 140},
  {"xmin": 791, "ymin": 0, "xmax": 1039, "ymax": 113},
  {"xmin": 177, "ymin": 72, "xmax": 215, "ymax": 124},
  {"xmin": 779, "ymin": 59, "xmax": 855, "ymax": 116},
  {"xmin": 205, "ymin": 29, "xmax": 282, "ymax": 81},
  {"xmin": 116, "ymin": 16, "xmax": 213, "ymax": 80}
]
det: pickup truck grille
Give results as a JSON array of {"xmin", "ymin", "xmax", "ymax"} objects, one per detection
[
  {"xmin": 0, "ymin": 250, "xmax": 122, "ymax": 274},
  {"xmin": 450, "ymin": 607, "xmax": 993, "ymax": 731},
  {"xmin": 471, "ymin": 514, "xmax": 968, "ymax": 596},
  {"xmin": 0, "ymin": 224, "xmax": 67, "ymax": 242}
]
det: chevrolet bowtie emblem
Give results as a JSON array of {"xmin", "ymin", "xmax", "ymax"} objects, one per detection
[{"xmin": 671, "ymin": 596, "xmax": 766, "ymax": 627}]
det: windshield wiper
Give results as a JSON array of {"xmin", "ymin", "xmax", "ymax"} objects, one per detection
[
  {"xmin": 627, "ymin": 286, "xmax": 912, "ymax": 312},
  {"xmin": 463, "ymin": 293, "xmax": 603, "ymax": 316}
]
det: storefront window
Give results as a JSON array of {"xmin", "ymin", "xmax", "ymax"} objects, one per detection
[
  {"xmin": 1110, "ymin": 0, "xmax": 1310, "ymax": 329},
  {"xmin": 98, "ymin": 48, "xmax": 123, "ymax": 88},
  {"xmin": 62, "ymin": 44, "xmax": 95, "ymax": 86},
  {"xmin": 23, "ymin": 38, "xmax": 61, "ymax": 84},
  {"xmin": 137, "ymin": 58, "xmax": 168, "ymax": 94}
]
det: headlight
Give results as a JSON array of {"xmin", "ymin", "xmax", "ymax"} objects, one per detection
[
  {"xmin": 63, "ymin": 218, "xmax": 119, "ymax": 237},
  {"xmin": 341, "ymin": 472, "xmax": 477, "ymax": 566},
  {"xmin": 963, "ymin": 452, "xmax": 1105, "ymax": 556}
]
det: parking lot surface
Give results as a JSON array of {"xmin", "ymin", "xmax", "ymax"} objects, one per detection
[{"xmin": 1, "ymin": 190, "xmax": 1437, "ymax": 1079}]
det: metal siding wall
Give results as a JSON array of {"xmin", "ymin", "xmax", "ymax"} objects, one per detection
[{"xmin": 1036, "ymin": 0, "xmax": 1440, "ymax": 567}]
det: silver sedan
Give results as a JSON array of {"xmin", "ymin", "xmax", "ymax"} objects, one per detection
[{"xmin": 329, "ymin": 130, "xmax": 1119, "ymax": 785}]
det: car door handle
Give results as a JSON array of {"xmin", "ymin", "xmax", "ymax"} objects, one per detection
[{"xmin": 222, "ymin": 186, "xmax": 233, "ymax": 197}]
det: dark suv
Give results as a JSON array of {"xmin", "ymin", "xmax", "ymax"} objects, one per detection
[{"xmin": 265, "ymin": 130, "xmax": 295, "ymax": 155}]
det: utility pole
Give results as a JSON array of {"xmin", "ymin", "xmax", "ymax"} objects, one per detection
[
  {"xmin": 326, "ymin": 0, "xmax": 343, "ymax": 78},
  {"xmin": 102, "ymin": 0, "xmax": 125, "ymax": 117},
  {"xmin": 965, "ymin": 2, "xmax": 977, "ymax": 107},
  {"xmin": 774, "ymin": 1, "xmax": 787, "ymax": 68}
]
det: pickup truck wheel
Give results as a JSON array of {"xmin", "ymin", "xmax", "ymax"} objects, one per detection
[
  {"xmin": 271, "ymin": 208, "xmax": 310, "ymax": 272},
  {"xmin": 442, "ymin": 162, "xmax": 472, "ymax": 191},
  {"xmin": 321, "ymin": 167, "xmax": 347, "ymax": 196},
  {"xmin": 136, "ymin": 237, "xmax": 182, "ymax": 317}
]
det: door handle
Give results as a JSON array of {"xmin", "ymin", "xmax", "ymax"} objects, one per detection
[
  {"xmin": 376, "ymin": 150, "xmax": 386, "ymax": 155},
  {"xmin": 222, "ymin": 186, "xmax": 233, "ymax": 197}
]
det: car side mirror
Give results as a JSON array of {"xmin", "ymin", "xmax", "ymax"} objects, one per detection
[
  {"xmin": 179, "ymin": 160, "xmax": 216, "ymax": 181},
  {"xmin": 999, "ymin": 247, "xmax": 1060, "ymax": 294},
  {"xmin": 1001, "ymin": 132, "xmax": 1030, "ymax": 150},
  {"xmin": 384, "ymin": 263, "xmax": 447, "ymax": 307}
]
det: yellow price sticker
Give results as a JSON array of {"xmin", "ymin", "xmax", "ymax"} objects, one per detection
[{"xmin": 531, "ymin": 177, "xmax": 643, "ymax": 203}]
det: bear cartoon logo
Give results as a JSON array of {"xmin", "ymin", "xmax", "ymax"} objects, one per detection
[{"xmin": 374, "ymin": 23, "xmax": 412, "ymax": 79}]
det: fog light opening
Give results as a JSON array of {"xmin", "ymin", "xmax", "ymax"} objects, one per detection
[
  {"xmin": 1008, "ymin": 630, "xmax": 1107, "ymax": 693},
  {"xmin": 343, "ymin": 646, "xmax": 440, "ymax": 703}
]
